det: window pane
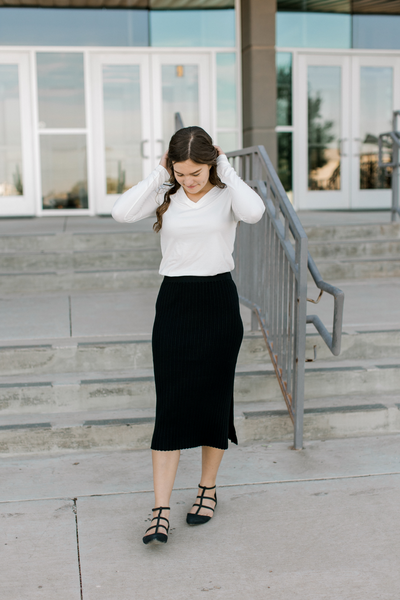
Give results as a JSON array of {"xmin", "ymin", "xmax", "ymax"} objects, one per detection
[
  {"xmin": 0, "ymin": 8, "xmax": 149, "ymax": 46},
  {"xmin": 217, "ymin": 132, "xmax": 238, "ymax": 153},
  {"xmin": 359, "ymin": 67, "xmax": 393, "ymax": 190},
  {"xmin": 276, "ymin": 12, "xmax": 351, "ymax": 49},
  {"xmin": 277, "ymin": 52, "xmax": 292, "ymax": 126},
  {"xmin": 37, "ymin": 53, "xmax": 85, "ymax": 129},
  {"xmin": 162, "ymin": 65, "xmax": 199, "ymax": 147},
  {"xmin": 217, "ymin": 53, "xmax": 237, "ymax": 129},
  {"xmin": 278, "ymin": 132, "xmax": 292, "ymax": 200},
  {"xmin": 150, "ymin": 9, "xmax": 235, "ymax": 47},
  {"xmin": 41, "ymin": 135, "xmax": 88, "ymax": 210},
  {"xmin": 103, "ymin": 65, "xmax": 143, "ymax": 194},
  {"xmin": 353, "ymin": 15, "xmax": 400, "ymax": 50},
  {"xmin": 0, "ymin": 65, "xmax": 23, "ymax": 197},
  {"xmin": 308, "ymin": 66, "xmax": 341, "ymax": 191}
]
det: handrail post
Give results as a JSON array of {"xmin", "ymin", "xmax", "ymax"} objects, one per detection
[
  {"xmin": 378, "ymin": 111, "xmax": 400, "ymax": 222},
  {"xmin": 393, "ymin": 149, "xmax": 399, "ymax": 223},
  {"xmin": 293, "ymin": 237, "xmax": 308, "ymax": 449}
]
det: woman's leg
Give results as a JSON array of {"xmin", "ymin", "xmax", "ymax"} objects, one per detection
[
  {"xmin": 152, "ymin": 449, "xmax": 181, "ymax": 508},
  {"xmin": 143, "ymin": 450, "xmax": 180, "ymax": 541},
  {"xmin": 188, "ymin": 446, "xmax": 224, "ymax": 516}
]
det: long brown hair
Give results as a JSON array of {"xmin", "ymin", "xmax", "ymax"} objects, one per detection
[{"xmin": 153, "ymin": 126, "xmax": 226, "ymax": 233}]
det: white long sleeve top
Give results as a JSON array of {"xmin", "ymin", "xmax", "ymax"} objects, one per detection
[{"xmin": 112, "ymin": 154, "xmax": 265, "ymax": 277}]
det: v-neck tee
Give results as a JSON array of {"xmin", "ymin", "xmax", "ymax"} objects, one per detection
[{"xmin": 112, "ymin": 154, "xmax": 265, "ymax": 277}]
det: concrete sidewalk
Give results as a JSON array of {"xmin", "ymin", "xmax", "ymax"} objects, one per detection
[{"xmin": 1, "ymin": 435, "xmax": 400, "ymax": 599}]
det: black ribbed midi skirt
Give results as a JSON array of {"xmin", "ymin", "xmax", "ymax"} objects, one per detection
[{"xmin": 151, "ymin": 272, "xmax": 244, "ymax": 451}]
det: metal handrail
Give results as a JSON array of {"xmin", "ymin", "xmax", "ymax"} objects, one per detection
[
  {"xmin": 175, "ymin": 112, "xmax": 184, "ymax": 131},
  {"xmin": 227, "ymin": 145, "xmax": 344, "ymax": 449},
  {"xmin": 378, "ymin": 110, "xmax": 400, "ymax": 222}
]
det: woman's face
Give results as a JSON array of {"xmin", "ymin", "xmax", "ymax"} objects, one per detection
[{"xmin": 172, "ymin": 159, "xmax": 212, "ymax": 195}]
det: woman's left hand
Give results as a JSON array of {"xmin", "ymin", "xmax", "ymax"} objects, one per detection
[{"xmin": 214, "ymin": 145, "xmax": 225, "ymax": 157}]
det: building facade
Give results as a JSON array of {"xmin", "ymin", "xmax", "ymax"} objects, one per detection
[{"xmin": 0, "ymin": 0, "xmax": 399, "ymax": 216}]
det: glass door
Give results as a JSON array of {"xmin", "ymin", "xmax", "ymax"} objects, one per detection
[
  {"xmin": 350, "ymin": 55, "xmax": 400, "ymax": 209},
  {"xmin": 0, "ymin": 53, "xmax": 34, "ymax": 216},
  {"xmin": 91, "ymin": 52, "xmax": 211, "ymax": 215},
  {"xmin": 297, "ymin": 54, "xmax": 351, "ymax": 210},
  {"xmin": 151, "ymin": 53, "xmax": 212, "ymax": 165},
  {"xmin": 91, "ymin": 53, "xmax": 152, "ymax": 215},
  {"xmin": 36, "ymin": 52, "xmax": 90, "ymax": 214}
]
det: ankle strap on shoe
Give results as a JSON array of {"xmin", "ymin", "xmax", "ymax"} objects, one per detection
[
  {"xmin": 198, "ymin": 484, "xmax": 216, "ymax": 490},
  {"xmin": 152, "ymin": 506, "xmax": 170, "ymax": 511}
]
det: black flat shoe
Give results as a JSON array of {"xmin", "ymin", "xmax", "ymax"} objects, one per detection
[
  {"xmin": 143, "ymin": 507, "xmax": 170, "ymax": 545},
  {"xmin": 186, "ymin": 484, "xmax": 217, "ymax": 526}
]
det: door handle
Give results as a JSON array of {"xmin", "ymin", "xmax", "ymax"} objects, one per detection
[
  {"xmin": 156, "ymin": 139, "xmax": 164, "ymax": 159},
  {"xmin": 140, "ymin": 139, "xmax": 149, "ymax": 159},
  {"xmin": 339, "ymin": 138, "xmax": 348, "ymax": 157},
  {"xmin": 353, "ymin": 138, "xmax": 362, "ymax": 157}
]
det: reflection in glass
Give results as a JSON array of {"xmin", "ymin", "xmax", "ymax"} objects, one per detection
[
  {"xmin": 353, "ymin": 16, "xmax": 400, "ymax": 51},
  {"xmin": 278, "ymin": 132, "xmax": 292, "ymax": 201},
  {"xmin": 162, "ymin": 65, "xmax": 199, "ymax": 148},
  {"xmin": 277, "ymin": 53, "xmax": 292, "ymax": 126},
  {"xmin": 276, "ymin": 12, "xmax": 351, "ymax": 49},
  {"xmin": 103, "ymin": 65, "xmax": 142, "ymax": 194},
  {"xmin": 150, "ymin": 10, "xmax": 235, "ymax": 47},
  {"xmin": 359, "ymin": 67, "xmax": 392, "ymax": 190},
  {"xmin": 41, "ymin": 135, "xmax": 88, "ymax": 209},
  {"xmin": 37, "ymin": 53, "xmax": 85, "ymax": 129},
  {"xmin": 0, "ymin": 8, "xmax": 149, "ymax": 47},
  {"xmin": 217, "ymin": 132, "xmax": 238, "ymax": 153},
  {"xmin": 308, "ymin": 66, "xmax": 341, "ymax": 191},
  {"xmin": 0, "ymin": 65, "xmax": 23, "ymax": 196},
  {"xmin": 216, "ymin": 53, "xmax": 237, "ymax": 129}
]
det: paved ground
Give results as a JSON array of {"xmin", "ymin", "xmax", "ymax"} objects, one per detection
[{"xmin": 1, "ymin": 434, "xmax": 400, "ymax": 599}]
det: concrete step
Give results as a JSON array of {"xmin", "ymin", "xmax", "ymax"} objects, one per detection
[
  {"xmin": 304, "ymin": 222, "xmax": 400, "ymax": 242},
  {"xmin": 310, "ymin": 257, "xmax": 400, "ymax": 281},
  {"xmin": 309, "ymin": 239, "xmax": 400, "ymax": 260},
  {"xmin": 0, "ymin": 367, "xmax": 279, "ymax": 415},
  {"xmin": 1, "ymin": 330, "xmax": 399, "ymax": 377},
  {"xmin": 0, "ymin": 268, "xmax": 162, "ymax": 294},
  {"xmin": 306, "ymin": 329, "xmax": 400, "ymax": 362},
  {"xmin": 0, "ymin": 231, "xmax": 159, "ymax": 252},
  {"xmin": 1, "ymin": 396, "xmax": 399, "ymax": 454},
  {"xmin": 0, "ymin": 334, "xmax": 270, "ymax": 376},
  {"xmin": 0, "ymin": 248, "xmax": 161, "ymax": 272},
  {"xmin": 0, "ymin": 359, "xmax": 399, "ymax": 416}
]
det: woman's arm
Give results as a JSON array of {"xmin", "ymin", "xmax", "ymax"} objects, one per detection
[
  {"xmin": 111, "ymin": 164, "xmax": 170, "ymax": 223},
  {"xmin": 216, "ymin": 153, "xmax": 265, "ymax": 224}
]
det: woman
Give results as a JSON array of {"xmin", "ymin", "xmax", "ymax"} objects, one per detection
[{"xmin": 112, "ymin": 127, "xmax": 265, "ymax": 545}]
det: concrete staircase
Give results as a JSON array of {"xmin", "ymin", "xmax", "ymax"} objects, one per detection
[
  {"xmin": 0, "ymin": 216, "xmax": 399, "ymax": 454},
  {"xmin": 306, "ymin": 222, "xmax": 400, "ymax": 280}
]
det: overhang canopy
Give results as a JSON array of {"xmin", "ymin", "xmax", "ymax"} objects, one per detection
[
  {"xmin": 277, "ymin": 0, "xmax": 400, "ymax": 14},
  {"xmin": 0, "ymin": 0, "xmax": 234, "ymax": 7}
]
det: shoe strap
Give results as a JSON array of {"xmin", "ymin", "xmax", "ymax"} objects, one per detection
[
  {"xmin": 150, "ymin": 515, "xmax": 169, "ymax": 523},
  {"xmin": 193, "ymin": 486, "xmax": 217, "ymax": 515},
  {"xmin": 192, "ymin": 502, "xmax": 215, "ymax": 513},
  {"xmin": 196, "ymin": 494, "xmax": 216, "ymax": 501},
  {"xmin": 145, "ymin": 523, "xmax": 169, "ymax": 534},
  {"xmin": 149, "ymin": 507, "xmax": 170, "ymax": 534}
]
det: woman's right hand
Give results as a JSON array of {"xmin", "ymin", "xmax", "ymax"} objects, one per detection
[{"xmin": 160, "ymin": 151, "xmax": 170, "ymax": 174}]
